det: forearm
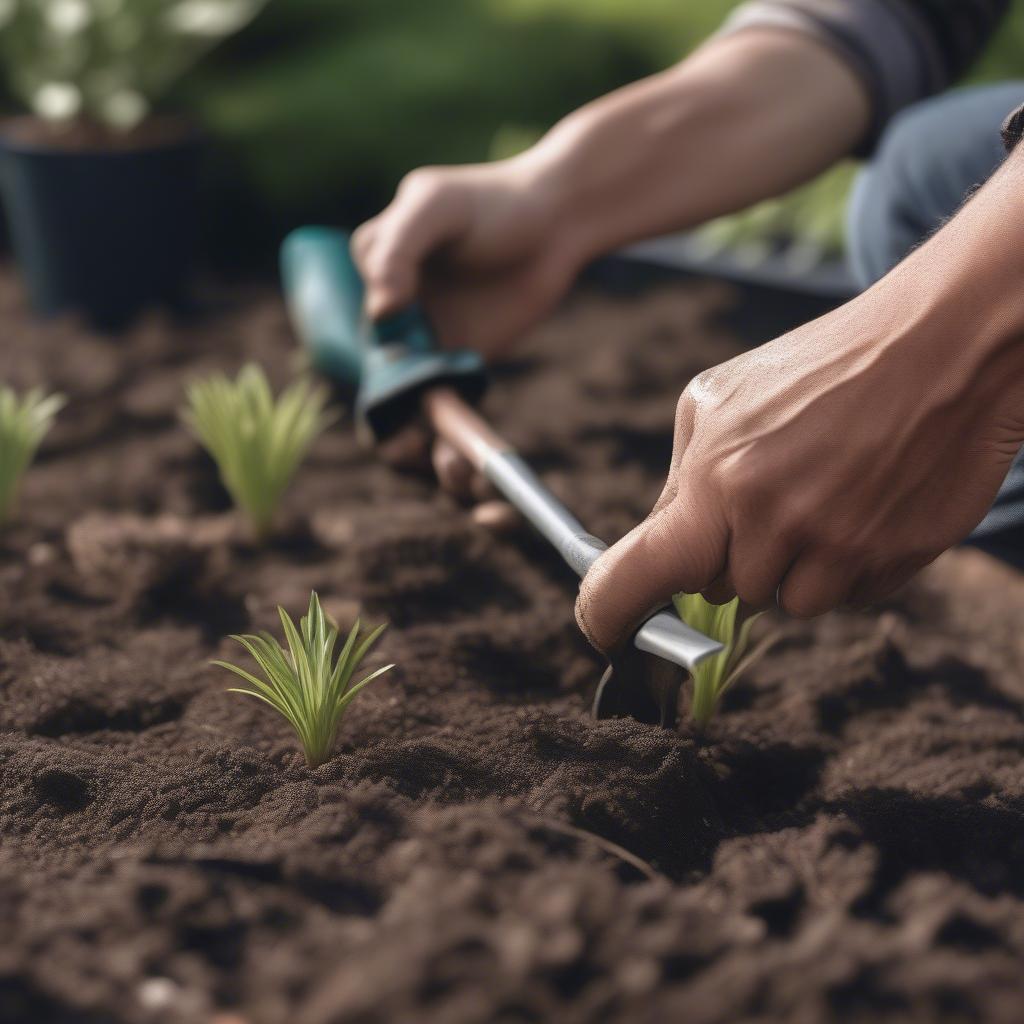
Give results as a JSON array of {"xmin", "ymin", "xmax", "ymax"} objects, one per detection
[{"xmin": 522, "ymin": 28, "xmax": 870, "ymax": 262}]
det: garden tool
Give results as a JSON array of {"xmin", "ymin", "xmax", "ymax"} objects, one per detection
[{"xmin": 280, "ymin": 226, "xmax": 723, "ymax": 727}]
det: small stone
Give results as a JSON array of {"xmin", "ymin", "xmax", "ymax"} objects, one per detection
[
  {"xmin": 310, "ymin": 510, "xmax": 355, "ymax": 549},
  {"xmin": 28, "ymin": 542, "xmax": 56, "ymax": 566},
  {"xmin": 137, "ymin": 977, "xmax": 178, "ymax": 1009},
  {"xmin": 616, "ymin": 956, "xmax": 661, "ymax": 995}
]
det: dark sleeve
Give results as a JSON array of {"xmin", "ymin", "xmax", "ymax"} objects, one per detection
[{"xmin": 718, "ymin": 0, "xmax": 1011, "ymax": 154}]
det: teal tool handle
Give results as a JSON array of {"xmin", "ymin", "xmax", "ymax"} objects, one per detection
[
  {"xmin": 281, "ymin": 226, "xmax": 434, "ymax": 381},
  {"xmin": 281, "ymin": 226, "xmax": 486, "ymax": 438}
]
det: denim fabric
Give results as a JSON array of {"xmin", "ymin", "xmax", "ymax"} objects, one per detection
[{"xmin": 846, "ymin": 82, "xmax": 1024, "ymax": 565}]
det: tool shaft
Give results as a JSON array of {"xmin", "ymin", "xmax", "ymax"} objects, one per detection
[
  {"xmin": 424, "ymin": 388, "xmax": 601, "ymax": 574},
  {"xmin": 423, "ymin": 389, "xmax": 723, "ymax": 671},
  {"xmin": 484, "ymin": 450, "xmax": 606, "ymax": 578}
]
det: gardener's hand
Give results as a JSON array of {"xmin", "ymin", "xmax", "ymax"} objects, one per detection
[
  {"xmin": 352, "ymin": 155, "xmax": 583, "ymax": 356},
  {"xmin": 576, "ymin": 255, "xmax": 1024, "ymax": 651},
  {"xmin": 355, "ymin": 155, "xmax": 584, "ymax": 510}
]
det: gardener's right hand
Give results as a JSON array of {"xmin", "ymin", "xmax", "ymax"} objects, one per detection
[{"xmin": 353, "ymin": 154, "xmax": 584, "ymax": 506}]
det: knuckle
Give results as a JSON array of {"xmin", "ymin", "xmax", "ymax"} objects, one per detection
[
  {"xmin": 731, "ymin": 565, "xmax": 776, "ymax": 609},
  {"xmin": 674, "ymin": 386, "xmax": 698, "ymax": 426},
  {"xmin": 351, "ymin": 221, "xmax": 375, "ymax": 256},
  {"xmin": 687, "ymin": 368, "xmax": 725, "ymax": 409},
  {"xmin": 774, "ymin": 514, "xmax": 806, "ymax": 552},
  {"xmin": 399, "ymin": 166, "xmax": 444, "ymax": 198},
  {"xmin": 719, "ymin": 455, "xmax": 764, "ymax": 506}
]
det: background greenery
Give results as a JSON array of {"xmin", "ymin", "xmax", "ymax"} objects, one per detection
[{"xmin": 8, "ymin": 0, "xmax": 1024, "ymax": 264}]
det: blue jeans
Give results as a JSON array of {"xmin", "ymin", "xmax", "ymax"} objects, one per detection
[{"xmin": 846, "ymin": 83, "xmax": 1024, "ymax": 566}]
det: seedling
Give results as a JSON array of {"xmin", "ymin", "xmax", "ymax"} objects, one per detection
[
  {"xmin": 215, "ymin": 592, "xmax": 393, "ymax": 768},
  {"xmin": 0, "ymin": 386, "xmax": 64, "ymax": 523},
  {"xmin": 183, "ymin": 364, "xmax": 333, "ymax": 540},
  {"xmin": 673, "ymin": 593, "xmax": 769, "ymax": 730}
]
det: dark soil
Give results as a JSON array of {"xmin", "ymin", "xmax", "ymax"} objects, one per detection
[{"xmin": 2, "ymin": 267, "xmax": 1024, "ymax": 1024}]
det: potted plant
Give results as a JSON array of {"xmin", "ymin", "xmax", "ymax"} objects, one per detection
[{"xmin": 0, "ymin": 0, "xmax": 265, "ymax": 330}]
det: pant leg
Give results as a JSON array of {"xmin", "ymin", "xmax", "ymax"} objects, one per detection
[
  {"xmin": 846, "ymin": 83, "xmax": 1024, "ymax": 287},
  {"xmin": 845, "ymin": 82, "xmax": 1024, "ymax": 566}
]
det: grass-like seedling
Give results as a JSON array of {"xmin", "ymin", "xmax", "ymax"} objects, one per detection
[
  {"xmin": 183, "ymin": 364, "xmax": 333, "ymax": 540},
  {"xmin": 673, "ymin": 593, "xmax": 769, "ymax": 730},
  {"xmin": 215, "ymin": 592, "xmax": 393, "ymax": 768},
  {"xmin": 0, "ymin": 386, "xmax": 64, "ymax": 523}
]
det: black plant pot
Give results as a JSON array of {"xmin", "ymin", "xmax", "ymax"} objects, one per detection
[{"xmin": 0, "ymin": 119, "xmax": 201, "ymax": 332}]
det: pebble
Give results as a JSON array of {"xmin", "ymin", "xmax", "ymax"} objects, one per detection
[
  {"xmin": 137, "ymin": 977, "xmax": 178, "ymax": 1009},
  {"xmin": 28, "ymin": 542, "xmax": 55, "ymax": 566},
  {"xmin": 310, "ymin": 510, "xmax": 355, "ymax": 549}
]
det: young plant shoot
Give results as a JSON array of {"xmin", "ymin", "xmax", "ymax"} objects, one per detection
[
  {"xmin": 183, "ymin": 364, "xmax": 333, "ymax": 540},
  {"xmin": 0, "ymin": 386, "xmax": 64, "ymax": 523},
  {"xmin": 673, "ymin": 593, "xmax": 767, "ymax": 730},
  {"xmin": 215, "ymin": 592, "xmax": 393, "ymax": 768}
]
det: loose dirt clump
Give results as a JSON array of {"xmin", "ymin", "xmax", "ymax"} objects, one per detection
[{"xmin": 1, "ymin": 268, "xmax": 1023, "ymax": 1023}]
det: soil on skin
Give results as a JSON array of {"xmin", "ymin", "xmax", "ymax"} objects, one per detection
[{"xmin": 2, "ymin": 267, "xmax": 1024, "ymax": 1024}]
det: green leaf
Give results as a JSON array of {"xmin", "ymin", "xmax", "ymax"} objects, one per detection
[
  {"xmin": 673, "ymin": 592, "xmax": 768, "ymax": 730},
  {"xmin": 215, "ymin": 591, "xmax": 393, "ymax": 768}
]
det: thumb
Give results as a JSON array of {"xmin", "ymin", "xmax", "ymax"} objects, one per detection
[
  {"xmin": 576, "ymin": 492, "xmax": 727, "ymax": 653},
  {"xmin": 356, "ymin": 172, "xmax": 470, "ymax": 320}
]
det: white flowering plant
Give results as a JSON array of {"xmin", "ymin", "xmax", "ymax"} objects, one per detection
[{"xmin": 0, "ymin": 0, "xmax": 266, "ymax": 130}]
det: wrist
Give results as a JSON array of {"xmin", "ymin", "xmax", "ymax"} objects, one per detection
[
  {"xmin": 510, "ymin": 137, "xmax": 602, "ymax": 272},
  {"xmin": 886, "ymin": 155, "xmax": 1024, "ymax": 383},
  {"xmin": 866, "ymin": 240, "xmax": 1024, "ymax": 437}
]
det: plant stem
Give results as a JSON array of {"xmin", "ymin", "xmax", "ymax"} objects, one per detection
[{"xmin": 691, "ymin": 680, "xmax": 717, "ymax": 732}]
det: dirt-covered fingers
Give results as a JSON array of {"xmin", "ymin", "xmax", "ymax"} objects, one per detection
[{"xmin": 576, "ymin": 491, "xmax": 728, "ymax": 653}]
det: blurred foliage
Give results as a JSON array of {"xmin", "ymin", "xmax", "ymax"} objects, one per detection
[
  {"xmin": 176, "ymin": 0, "xmax": 685, "ymax": 250},
  {"xmin": 5, "ymin": 0, "xmax": 1023, "ymax": 263},
  {"xmin": 0, "ymin": 0, "xmax": 265, "ymax": 129},
  {"xmin": 177, "ymin": 0, "xmax": 1024, "ymax": 264}
]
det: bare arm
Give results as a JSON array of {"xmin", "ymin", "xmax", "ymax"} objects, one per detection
[
  {"xmin": 531, "ymin": 28, "xmax": 870, "ymax": 264},
  {"xmin": 578, "ymin": 142, "xmax": 1024, "ymax": 648},
  {"xmin": 353, "ymin": 28, "xmax": 869, "ymax": 348}
]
